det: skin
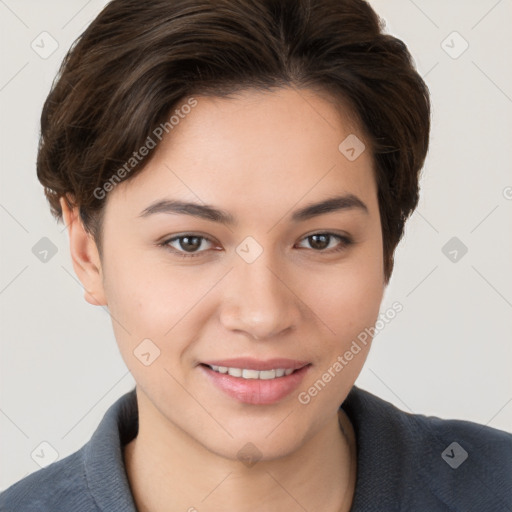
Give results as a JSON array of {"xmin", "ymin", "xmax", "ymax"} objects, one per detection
[{"xmin": 61, "ymin": 86, "xmax": 386, "ymax": 512}]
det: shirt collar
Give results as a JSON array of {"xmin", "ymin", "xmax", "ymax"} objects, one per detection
[{"xmin": 84, "ymin": 387, "xmax": 139, "ymax": 512}]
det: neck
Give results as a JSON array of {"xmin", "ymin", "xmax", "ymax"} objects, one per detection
[{"xmin": 124, "ymin": 392, "xmax": 356, "ymax": 512}]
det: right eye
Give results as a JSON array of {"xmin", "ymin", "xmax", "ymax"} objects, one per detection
[{"xmin": 159, "ymin": 234, "xmax": 217, "ymax": 258}]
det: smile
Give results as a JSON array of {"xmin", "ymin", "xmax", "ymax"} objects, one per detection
[
  {"xmin": 200, "ymin": 360, "xmax": 312, "ymax": 405},
  {"xmin": 207, "ymin": 365, "xmax": 295, "ymax": 380}
]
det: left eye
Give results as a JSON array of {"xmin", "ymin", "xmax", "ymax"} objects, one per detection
[
  {"xmin": 160, "ymin": 232, "xmax": 352, "ymax": 258},
  {"xmin": 296, "ymin": 233, "xmax": 348, "ymax": 251}
]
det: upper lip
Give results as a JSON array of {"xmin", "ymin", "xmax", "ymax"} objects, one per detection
[{"xmin": 201, "ymin": 358, "xmax": 310, "ymax": 371}]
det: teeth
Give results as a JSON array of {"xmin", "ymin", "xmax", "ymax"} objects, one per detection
[
  {"xmin": 242, "ymin": 369, "xmax": 260, "ymax": 379},
  {"xmin": 208, "ymin": 365, "xmax": 298, "ymax": 380},
  {"xmin": 227, "ymin": 367, "xmax": 242, "ymax": 377},
  {"xmin": 258, "ymin": 370, "xmax": 276, "ymax": 380}
]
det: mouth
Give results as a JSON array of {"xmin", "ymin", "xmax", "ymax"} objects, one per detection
[
  {"xmin": 199, "ymin": 359, "xmax": 312, "ymax": 405},
  {"xmin": 201, "ymin": 364, "xmax": 299, "ymax": 380}
]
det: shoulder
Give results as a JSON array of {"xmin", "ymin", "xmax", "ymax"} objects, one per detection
[
  {"xmin": 0, "ymin": 447, "xmax": 99, "ymax": 512},
  {"xmin": 343, "ymin": 386, "xmax": 512, "ymax": 510},
  {"xmin": 0, "ymin": 389, "xmax": 138, "ymax": 512},
  {"xmin": 408, "ymin": 406, "xmax": 512, "ymax": 510}
]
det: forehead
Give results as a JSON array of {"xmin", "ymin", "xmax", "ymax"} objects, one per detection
[{"xmin": 106, "ymin": 87, "xmax": 377, "ymax": 220}]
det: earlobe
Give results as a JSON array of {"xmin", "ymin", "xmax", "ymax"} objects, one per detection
[{"xmin": 60, "ymin": 196, "xmax": 107, "ymax": 306}]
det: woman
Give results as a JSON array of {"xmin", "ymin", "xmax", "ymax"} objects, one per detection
[{"xmin": 1, "ymin": 0, "xmax": 510, "ymax": 510}]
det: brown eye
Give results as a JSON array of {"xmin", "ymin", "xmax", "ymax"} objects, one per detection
[
  {"xmin": 308, "ymin": 234, "xmax": 331, "ymax": 250},
  {"xmin": 177, "ymin": 236, "xmax": 203, "ymax": 252},
  {"xmin": 297, "ymin": 232, "xmax": 353, "ymax": 253},
  {"xmin": 161, "ymin": 234, "xmax": 214, "ymax": 258}
]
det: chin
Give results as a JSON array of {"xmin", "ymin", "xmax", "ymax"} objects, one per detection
[{"xmin": 202, "ymin": 433, "xmax": 305, "ymax": 465}]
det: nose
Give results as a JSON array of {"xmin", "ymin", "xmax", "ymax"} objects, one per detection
[{"xmin": 219, "ymin": 252, "xmax": 301, "ymax": 341}]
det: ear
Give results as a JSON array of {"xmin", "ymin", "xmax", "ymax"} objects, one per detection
[{"xmin": 60, "ymin": 196, "xmax": 107, "ymax": 306}]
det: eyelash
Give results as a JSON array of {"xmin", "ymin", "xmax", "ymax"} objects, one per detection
[{"xmin": 158, "ymin": 232, "xmax": 354, "ymax": 259}]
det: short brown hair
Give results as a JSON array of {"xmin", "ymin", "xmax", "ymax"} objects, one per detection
[{"xmin": 37, "ymin": 0, "xmax": 430, "ymax": 284}]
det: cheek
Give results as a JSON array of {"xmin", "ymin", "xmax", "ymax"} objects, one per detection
[
  {"xmin": 305, "ymin": 247, "xmax": 384, "ymax": 340},
  {"xmin": 296, "ymin": 258, "xmax": 383, "ymax": 408},
  {"xmin": 299, "ymin": 247, "xmax": 384, "ymax": 405},
  {"xmin": 102, "ymin": 255, "xmax": 220, "ymax": 366},
  {"xmin": 103, "ymin": 247, "xmax": 205, "ymax": 328}
]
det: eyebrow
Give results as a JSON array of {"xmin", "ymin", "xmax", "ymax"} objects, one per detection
[{"xmin": 138, "ymin": 193, "xmax": 368, "ymax": 225}]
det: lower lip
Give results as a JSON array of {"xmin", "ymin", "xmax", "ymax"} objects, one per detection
[{"xmin": 200, "ymin": 364, "xmax": 311, "ymax": 405}]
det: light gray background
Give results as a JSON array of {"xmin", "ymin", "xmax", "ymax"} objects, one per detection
[{"xmin": 1, "ymin": 0, "xmax": 511, "ymax": 491}]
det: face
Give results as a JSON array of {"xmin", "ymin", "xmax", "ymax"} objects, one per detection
[{"xmin": 74, "ymin": 86, "xmax": 385, "ymax": 461}]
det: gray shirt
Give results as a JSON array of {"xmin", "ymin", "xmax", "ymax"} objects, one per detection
[{"xmin": 1, "ymin": 385, "xmax": 511, "ymax": 511}]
